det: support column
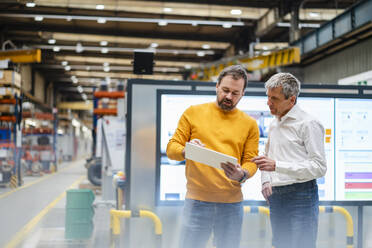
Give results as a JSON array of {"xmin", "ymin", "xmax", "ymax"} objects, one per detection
[{"xmin": 289, "ymin": 3, "xmax": 301, "ymax": 43}]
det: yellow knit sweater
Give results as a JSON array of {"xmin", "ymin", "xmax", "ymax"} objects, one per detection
[{"xmin": 166, "ymin": 102, "xmax": 259, "ymax": 203}]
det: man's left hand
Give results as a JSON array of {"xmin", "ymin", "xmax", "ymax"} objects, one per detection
[
  {"xmin": 221, "ymin": 162, "xmax": 245, "ymax": 181},
  {"xmin": 251, "ymin": 155, "xmax": 276, "ymax": 171}
]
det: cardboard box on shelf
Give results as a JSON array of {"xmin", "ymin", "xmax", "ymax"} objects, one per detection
[
  {"xmin": 0, "ymin": 70, "xmax": 21, "ymax": 88},
  {"xmin": 0, "ymin": 86, "xmax": 21, "ymax": 98},
  {"xmin": 0, "ymin": 105, "xmax": 15, "ymax": 114}
]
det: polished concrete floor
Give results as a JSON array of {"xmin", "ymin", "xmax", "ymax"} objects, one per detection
[{"xmin": 0, "ymin": 159, "xmax": 110, "ymax": 248}]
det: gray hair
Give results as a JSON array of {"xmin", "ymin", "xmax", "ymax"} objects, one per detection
[
  {"xmin": 265, "ymin": 72, "xmax": 301, "ymax": 99},
  {"xmin": 217, "ymin": 64, "xmax": 248, "ymax": 90}
]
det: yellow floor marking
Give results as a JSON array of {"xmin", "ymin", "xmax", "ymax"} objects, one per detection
[
  {"xmin": 4, "ymin": 175, "xmax": 86, "ymax": 248},
  {"xmin": 0, "ymin": 160, "xmax": 82, "ymax": 199}
]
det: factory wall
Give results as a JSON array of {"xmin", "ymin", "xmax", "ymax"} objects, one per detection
[{"xmin": 303, "ymin": 36, "xmax": 372, "ymax": 84}]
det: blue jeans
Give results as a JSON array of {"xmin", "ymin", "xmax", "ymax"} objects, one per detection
[
  {"xmin": 180, "ymin": 199, "xmax": 243, "ymax": 248},
  {"xmin": 269, "ymin": 180, "xmax": 319, "ymax": 248}
]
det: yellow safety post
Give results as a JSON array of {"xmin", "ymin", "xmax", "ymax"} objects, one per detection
[
  {"xmin": 10, "ymin": 175, "xmax": 18, "ymax": 188},
  {"xmin": 319, "ymin": 206, "xmax": 354, "ymax": 248},
  {"xmin": 110, "ymin": 209, "xmax": 163, "ymax": 247},
  {"xmin": 244, "ymin": 206, "xmax": 270, "ymax": 247},
  {"xmin": 117, "ymin": 188, "xmax": 124, "ymax": 210},
  {"xmin": 110, "ymin": 209, "xmax": 131, "ymax": 235},
  {"xmin": 139, "ymin": 210, "xmax": 163, "ymax": 235},
  {"xmin": 244, "ymin": 205, "xmax": 270, "ymax": 217}
]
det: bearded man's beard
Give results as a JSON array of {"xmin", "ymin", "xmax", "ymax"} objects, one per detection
[{"xmin": 218, "ymin": 98, "xmax": 235, "ymax": 111}]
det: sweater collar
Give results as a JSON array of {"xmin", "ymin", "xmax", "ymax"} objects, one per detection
[{"xmin": 212, "ymin": 101, "xmax": 238, "ymax": 115}]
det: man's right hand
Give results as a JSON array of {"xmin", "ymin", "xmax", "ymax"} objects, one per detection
[
  {"xmin": 182, "ymin": 139, "xmax": 205, "ymax": 157},
  {"xmin": 262, "ymin": 182, "xmax": 272, "ymax": 205}
]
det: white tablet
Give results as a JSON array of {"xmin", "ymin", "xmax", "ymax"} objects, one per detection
[{"xmin": 184, "ymin": 142, "xmax": 238, "ymax": 169}]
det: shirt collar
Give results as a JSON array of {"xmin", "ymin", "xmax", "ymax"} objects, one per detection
[{"xmin": 278, "ymin": 104, "xmax": 300, "ymax": 122}]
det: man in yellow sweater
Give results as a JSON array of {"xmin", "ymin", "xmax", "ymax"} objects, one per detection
[{"xmin": 167, "ymin": 65, "xmax": 259, "ymax": 248}]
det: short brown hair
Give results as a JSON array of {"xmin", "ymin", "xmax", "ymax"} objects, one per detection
[{"xmin": 217, "ymin": 65, "xmax": 248, "ymax": 90}]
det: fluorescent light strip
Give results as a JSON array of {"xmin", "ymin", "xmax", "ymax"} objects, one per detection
[
  {"xmin": 54, "ymin": 55, "xmax": 200, "ymax": 67},
  {"xmin": 276, "ymin": 22, "xmax": 321, "ymax": 28},
  {"xmin": 67, "ymin": 71, "xmax": 183, "ymax": 80},
  {"xmin": 34, "ymin": 64, "xmax": 181, "ymax": 72},
  {"xmin": 0, "ymin": 13, "xmax": 244, "ymax": 27},
  {"xmin": 26, "ymin": 2, "xmax": 36, "ymax": 7},
  {"xmin": 33, "ymin": 45, "xmax": 215, "ymax": 55}
]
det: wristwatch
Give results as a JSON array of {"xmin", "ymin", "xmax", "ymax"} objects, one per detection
[{"xmin": 238, "ymin": 170, "xmax": 248, "ymax": 183}]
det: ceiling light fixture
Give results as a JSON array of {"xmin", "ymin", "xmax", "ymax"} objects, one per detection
[
  {"xmin": 77, "ymin": 85, "xmax": 84, "ymax": 93},
  {"xmin": 202, "ymin": 44, "xmax": 211, "ymax": 49},
  {"xmin": 72, "ymin": 76, "xmax": 78, "ymax": 84},
  {"xmin": 150, "ymin": 43, "xmax": 158, "ymax": 48},
  {"xmin": 65, "ymin": 65, "xmax": 71, "ymax": 71},
  {"xmin": 97, "ymin": 18, "xmax": 106, "ymax": 24},
  {"xmin": 26, "ymin": 2, "xmax": 36, "ymax": 7},
  {"xmin": 100, "ymin": 41, "xmax": 108, "ymax": 46},
  {"xmin": 158, "ymin": 21, "xmax": 168, "ymax": 26},
  {"xmin": 34, "ymin": 16, "xmax": 43, "ymax": 21},
  {"xmin": 197, "ymin": 51, "xmax": 205, "ymax": 57},
  {"xmin": 48, "ymin": 39, "xmax": 56, "ymax": 44},
  {"xmin": 163, "ymin": 7, "xmax": 173, "ymax": 13},
  {"xmin": 86, "ymin": 66, "xmax": 91, "ymax": 71},
  {"xmin": 230, "ymin": 9, "xmax": 242, "ymax": 15},
  {"xmin": 222, "ymin": 23, "xmax": 232, "ymax": 28},
  {"xmin": 35, "ymin": 45, "xmax": 215, "ymax": 55},
  {"xmin": 1, "ymin": 14, "xmax": 245, "ymax": 27},
  {"xmin": 61, "ymin": 61, "xmax": 68, "ymax": 66},
  {"xmin": 76, "ymin": 42, "xmax": 84, "ymax": 53},
  {"xmin": 309, "ymin": 12, "xmax": 320, "ymax": 18},
  {"xmin": 53, "ymin": 46, "xmax": 60, "ymax": 52},
  {"xmin": 103, "ymin": 62, "xmax": 110, "ymax": 67},
  {"xmin": 66, "ymin": 16, "xmax": 72, "ymax": 21},
  {"xmin": 103, "ymin": 66, "xmax": 110, "ymax": 72},
  {"xmin": 96, "ymin": 4, "xmax": 105, "ymax": 10}
]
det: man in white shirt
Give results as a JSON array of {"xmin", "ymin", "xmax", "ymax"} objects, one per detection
[{"xmin": 251, "ymin": 72, "xmax": 327, "ymax": 248}]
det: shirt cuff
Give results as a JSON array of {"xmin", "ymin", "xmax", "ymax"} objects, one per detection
[{"xmin": 261, "ymin": 171, "xmax": 271, "ymax": 184}]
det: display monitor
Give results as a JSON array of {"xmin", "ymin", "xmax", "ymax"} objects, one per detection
[
  {"xmin": 157, "ymin": 91, "xmax": 337, "ymax": 204},
  {"xmin": 335, "ymin": 99, "xmax": 372, "ymax": 201}
]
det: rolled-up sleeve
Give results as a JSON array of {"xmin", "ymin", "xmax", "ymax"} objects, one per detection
[
  {"xmin": 261, "ymin": 136, "xmax": 271, "ymax": 184},
  {"xmin": 166, "ymin": 111, "xmax": 191, "ymax": 161},
  {"xmin": 241, "ymin": 122, "xmax": 259, "ymax": 178}
]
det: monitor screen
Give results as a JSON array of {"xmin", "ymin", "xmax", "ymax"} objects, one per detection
[
  {"xmin": 335, "ymin": 99, "xmax": 372, "ymax": 201},
  {"xmin": 158, "ymin": 92, "xmax": 338, "ymax": 203}
]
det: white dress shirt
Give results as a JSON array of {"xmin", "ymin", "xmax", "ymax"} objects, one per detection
[{"xmin": 261, "ymin": 104, "xmax": 327, "ymax": 187}]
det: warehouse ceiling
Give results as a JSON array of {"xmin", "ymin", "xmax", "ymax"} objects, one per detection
[{"xmin": 0, "ymin": 0, "xmax": 358, "ymax": 103}]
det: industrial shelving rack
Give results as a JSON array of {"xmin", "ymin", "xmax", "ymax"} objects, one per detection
[{"xmin": 0, "ymin": 79, "xmax": 22, "ymax": 187}]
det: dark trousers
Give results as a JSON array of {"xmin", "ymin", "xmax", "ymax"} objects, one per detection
[
  {"xmin": 269, "ymin": 180, "xmax": 319, "ymax": 248},
  {"xmin": 179, "ymin": 199, "xmax": 243, "ymax": 248}
]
